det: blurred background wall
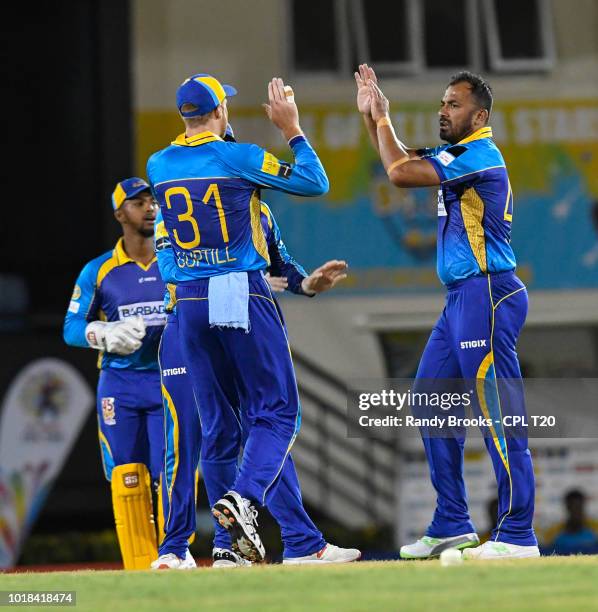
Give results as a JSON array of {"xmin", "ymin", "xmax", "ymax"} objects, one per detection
[{"xmin": 1, "ymin": 0, "xmax": 597, "ymax": 564}]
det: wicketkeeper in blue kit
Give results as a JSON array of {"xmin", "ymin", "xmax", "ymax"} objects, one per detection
[
  {"xmin": 147, "ymin": 74, "xmax": 360, "ymax": 563},
  {"xmin": 63, "ymin": 178, "xmax": 174, "ymax": 569},
  {"xmin": 355, "ymin": 64, "xmax": 539, "ymax": 560}
]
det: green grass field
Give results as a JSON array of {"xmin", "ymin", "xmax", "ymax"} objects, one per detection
[{"xmin": 3, "ymin": 557, "xmax": 598, "ymax": 612}]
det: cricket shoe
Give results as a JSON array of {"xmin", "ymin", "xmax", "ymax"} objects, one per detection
[
  {"xmin": 462, "ymin": 541, "xmax": 540, "ymax": 560},
  {"xmin": 212, "ymin": 547, "xmax": 252, "ymax": 568},
  {"xmin": 283, "ymin": 543, "xmax": 361, "ymax": 565},
  {"xmin": 400, "ymin": 533, "xmax": 479, "ymax": 559},
  {"xmin": 151, "ymin": 549, "xmax": 197, "ymax": 570},
  {"xmin": 212, "ymin": 491, "xmax": 266, "ymax": 562}
]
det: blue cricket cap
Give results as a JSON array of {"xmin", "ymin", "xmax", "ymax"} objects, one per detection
[
  {"xmin": 112, "ymin": 177, "xmax": 150, "ymax": 210},
  {"xmin": 176, "ymin": 74, "xmax": 237, "ymax": 118}
]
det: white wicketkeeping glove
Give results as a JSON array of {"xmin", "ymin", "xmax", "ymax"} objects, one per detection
[{"xmin": 85, "ymin": 316, "xmax": 146, "ymax": 355}]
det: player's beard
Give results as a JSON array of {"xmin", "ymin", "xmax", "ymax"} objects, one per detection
[
  {"xmin": 138, "ymin": 227, "xmax": 155, "ymax": 238},
  {"xmin": 441, "ymin": 113, "xmax": 477, "ymax": 144}
]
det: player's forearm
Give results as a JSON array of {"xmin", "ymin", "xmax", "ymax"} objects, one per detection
[
  {"xmin": 363, "ymin": 114, "xmax": 380, "ymax": 153},
  {"xmin": 285, "ymin": 135, "xmax": 330, "ymax": 196},
  {"xmin": 267, "ymin": 236, "xmax": 309, "ymax": 295},
  {"xmin": 63, "ymin": 316, "xmax": 91, "ymax": 348},
  {"xmin": 376, "ymin": 117, "xmax": 410, "ymax": 174}
]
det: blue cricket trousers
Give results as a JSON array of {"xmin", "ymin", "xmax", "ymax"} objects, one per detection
[
  {"xmin": 159, "ymin": 275, "xmax": 325, "ymax": 558},
  {"xmin": 96, "ymin": 368, "xmax": 163, "ymax": 483},
  {"xmin": 416, "ymin": 271, "xmax": 537, "ymax": 546}
]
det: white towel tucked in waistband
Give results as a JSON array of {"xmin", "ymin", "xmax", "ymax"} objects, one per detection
[{"xmin": 208, "ymin": 272, "xmax": 250, "ymax": 331}]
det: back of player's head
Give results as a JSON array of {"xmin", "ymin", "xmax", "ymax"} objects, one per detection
[
  {"xmin": 176, "ymin": 74, "xmax": 237, "ymax": 118},
  {"xmin": 448, "ymin": 71, "xmax": 493, "ymax": 117}
]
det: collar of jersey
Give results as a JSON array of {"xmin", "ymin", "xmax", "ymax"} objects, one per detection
[
  {"xmin": 172, "ymin": 131, "xmax": 223, "ymax": 147},
  {"xmin": 114, "ymin": 237, "xmax": 156, "ymax": 271},
  {"xmin": 457, "ymin": 126, "xmax": 493, "ymax": 145}
]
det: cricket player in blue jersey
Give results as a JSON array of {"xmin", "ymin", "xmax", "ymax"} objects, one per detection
[
  {"xmin": 154, "ymin": 197, "xmax": 357, "ymax": 568},
  {"xmin": 149, "ymin": 103, "xmax": 360, "ymax": 564},
  {"xmin": 356, "ymin": 65, "xmax": 539, "ymax": 560},
  {"xmin": 62, "ymin": 178, "xmax": 194, "ymax": 569}
]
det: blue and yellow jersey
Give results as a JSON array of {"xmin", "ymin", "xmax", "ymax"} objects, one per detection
[
  {"xmin": 63, "ymin": 238, "xmax": 166, "ymax": 370},
  {"xmin": 146, "ymin": 131, "xmax": 328, "ymax": 280},
  {"xmin": 155, "ymin": 202, "xmax": 309, "ymax": 308},
  {"xmin": 419, "ymin": 127, "xmax": 516, "ymax": 285}
]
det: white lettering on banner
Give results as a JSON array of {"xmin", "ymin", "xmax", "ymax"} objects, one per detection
[
  {"xmin": 324, "ymin": 113, "xmax": 361, "ymax": 149},
  {"xmin": 118, "ymin": 301, "xmax": 166, "ymax": 326},
  {"xmin": 513, "ymin": 107, "xmax": 598, "ymax": 145}
]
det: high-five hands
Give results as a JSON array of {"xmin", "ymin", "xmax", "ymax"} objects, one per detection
[
  {"xmin": 263, "ymin": 77, "xmax": 302, "ymax": 141},
  {"xmin": 301, "ymin": 260, "xmax": 348, "ymax": 295},
  {"xmin": 354, "ymin": 63, "xmax": 390, "ymax": 122},
  {"xmin": 354, "ymin": 63, "xmax": 378, "ymax": 115}
]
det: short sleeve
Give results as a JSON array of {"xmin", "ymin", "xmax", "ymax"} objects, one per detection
[{"xmin": 426, "ymin": 144, "xmax": 491, "ymax": 185}]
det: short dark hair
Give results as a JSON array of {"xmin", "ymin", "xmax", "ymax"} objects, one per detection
[
  {"xmin": 565, "ymin": 489, "xmax": 585, "ymax": 504},
  {"xmin": 448, "ymin": 71, "xmax": 493, "ymax": 115}
]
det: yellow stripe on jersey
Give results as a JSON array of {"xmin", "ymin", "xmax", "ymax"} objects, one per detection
[
  {"xmin": 461, "ymin": 187, "xmax": 487, "ymax": 273},
  {"xmin": 250, "ymin": 191, "xmax": 270, "ymax": 265},
  {"xmin": 260, "ymin": 203, "xmax": 273, "ymax": 230},
  {"xmin": 458, "ymin": 126, "xmax": 493, "ymax": 145},
  {"xmin": 155, "ymin": 220, "xmax": 168, "ymax": 239},
  {"xmin": 171, "ymin": 131, "xmax": 223, "ymax": 147}
]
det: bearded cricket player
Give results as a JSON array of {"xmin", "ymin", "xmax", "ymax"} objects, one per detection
[
  {"xmin": 355, "ymin": 64, "xmax": 538, "ymax": 560},
  {"xmin": 63, "ymin": 179, "xmax": 169, "ymax": 569}
]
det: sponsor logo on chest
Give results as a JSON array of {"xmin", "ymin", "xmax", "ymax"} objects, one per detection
[{"xmin": 118, "ymin": 301, "xmax": 166, "ymax": 326}]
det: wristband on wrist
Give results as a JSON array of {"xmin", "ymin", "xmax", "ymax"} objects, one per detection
[
  {"xmin": 377, "ymin": 116, "xmax": 392, "ymax": 129},
  {"xmin": 286, "ymin": 129, "xmax": 304, "ymax": 144},
  {"xmin": 386, "ymin": 157, "xmax": 409, "ymax": 175}
]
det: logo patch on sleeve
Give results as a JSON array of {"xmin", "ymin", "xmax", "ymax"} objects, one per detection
[
  {"xmin": 68, "ymin": 300, "xmax": 80, "ymax": 314},
  {"xmin": 278, "ymin": 162, "xmax": 293, "ymax": 179},
  {"xmin": 155, "ymin": 236, "xmax": 171, "ymax": 252},
  {"xmin": 71, "ymin": 285, "xmax": 81, "ymax": 300},
  {"xmin": 437, "ymin": 150, "xmax": 456, "ymax": 166},
  {"xmin": 261, "ymin": 151, "xmax": 281, "ymax": 176}
]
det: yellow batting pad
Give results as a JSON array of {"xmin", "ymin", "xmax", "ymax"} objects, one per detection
[{"xmin": 111, "ymin": 463, "xmax": 158, "ymax": 570}]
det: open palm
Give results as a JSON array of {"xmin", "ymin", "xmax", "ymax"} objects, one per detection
[{"xmin": 354, "ymin": 63, "xmax": 378, "ymax": 115}]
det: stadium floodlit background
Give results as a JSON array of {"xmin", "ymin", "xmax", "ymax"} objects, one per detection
[{"xmin": 2, "ymin": 0, "xmax": 597, "ymax": 569}]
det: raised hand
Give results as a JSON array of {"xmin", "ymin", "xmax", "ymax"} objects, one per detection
[
  {"xmin": 263, "ymin": 77, "xmax": 302, "ymax": 140},
  {"xmin": 368, "ymin": 80, "xmax": 390, "ymax": 123},
  {"xmin": 354, "ymin": 64, "xmax": 378, "ymax": 115},
  {"xmin": 301, "ymin": 260, "xmax": 348, "ymax": 295}
]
